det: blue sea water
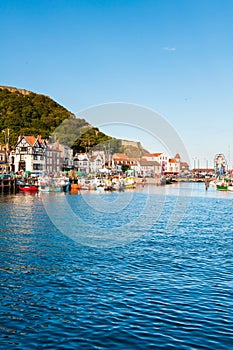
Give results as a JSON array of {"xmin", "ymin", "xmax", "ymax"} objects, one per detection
[{"xmin": 0, "ymin": 183, "xmax": 233, "ymax": 349}]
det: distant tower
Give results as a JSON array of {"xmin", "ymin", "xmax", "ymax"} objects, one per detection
[{"xmin": 174, "ymin": 153, "xmax": 181, "ymax": 162}]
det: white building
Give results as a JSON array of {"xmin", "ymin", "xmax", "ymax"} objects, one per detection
[
  {"xmin": 166, "ymin": 154, "xmax": 181, "ymax": 175},
  {"xmin": 59, "ymin": 144, "xmax": 73, "ymax": 169},
  {"xmin": 12, "ymin": 135, "xmax": 46, "ymax": 173},
  {"xmin": 73, "ymin": 153, "xmax": 90, "ymax": 173},
  {"xmin": 89, "ymin": 154, "xmax": 104, "ymax": 173},
  {"xmin": 139, "ymin": 159, "xmax": 161, "ymax": 177},
  {"xmin": 143, "ymin": 152, "xmax": 168, "ymax": 173},
  {"xmin": 0, "ymin": 143, "xmax": 8, "ymax": 172},
  {"xmin": 143, "ymin": 152, "xmax": 182, "ymax": 174}
]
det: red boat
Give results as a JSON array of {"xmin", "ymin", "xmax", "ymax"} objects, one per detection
[{"xmin": 18, "ymin": 184, "xmax": 39, "ymax": 192}]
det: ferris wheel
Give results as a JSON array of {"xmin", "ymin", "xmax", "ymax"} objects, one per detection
[{"xmin": 214, "ymin": 153, "xmax": 227, "ymax": 176}]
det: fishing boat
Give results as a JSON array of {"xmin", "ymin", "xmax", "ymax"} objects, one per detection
[
  {"xmin": 111, "ymin": 177, "xmax": 125, "ymax": 191},
  {"xmin": 38, "ymin": 175, "xmax": 70, "ymax": 192},
  {"xmin": 216, "ymin": 181, "xmax": 228, "ymax": 191},
  {"xmin": 70, "ymin": 183, "xmax": 81, "ymax": 190},
  {"xmin": 123, "ymin": 177, "xmax": 136, "ymax": 189},
  {"xmin": 18, "ymin": 184, "xmax": 39, "ymax": 192}
]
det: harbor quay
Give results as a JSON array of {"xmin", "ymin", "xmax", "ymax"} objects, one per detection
[
  {"xmin": 0, "ymin": 172, "xmax": 216, "ymax": 196},
  {"xmin": 0, "ymin": 177, "xmax": 17, "ymax": 194}
]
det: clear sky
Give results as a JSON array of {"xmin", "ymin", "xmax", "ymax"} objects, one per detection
[{"xmin": 1, "ymin": 0, "xmax": 233, "ymax": 168}]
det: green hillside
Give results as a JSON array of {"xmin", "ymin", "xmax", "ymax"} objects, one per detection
[
  {"xmin": 0, "ymin": 86, "xmax": 112, "ymax": 152},
  {"xmin": 0, "ymin": 86, "xmax": 148, "ymax": 156},
  {"xmin": 0, "ymin": 86, "xmax": 86, "ymax": 145}
]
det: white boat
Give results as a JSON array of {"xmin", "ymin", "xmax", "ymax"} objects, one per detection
[{"xmin": 38, "ymin": 175, "xmax": 70, "ymax": 192}]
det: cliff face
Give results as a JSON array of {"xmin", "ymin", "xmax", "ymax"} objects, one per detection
[
  {"xmin": 120, "ymin": 140, "xmax": 148, "ymax": 158},
  {"xmin": 0, "ymin": 86, "xmax": 32, "ymax": 95},
  {"xmin": 121, "ymin": 140, "xmax": 141, "ymax": 148}
]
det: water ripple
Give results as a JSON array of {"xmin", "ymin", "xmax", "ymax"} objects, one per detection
[{"xmin": 0, "ymin": 186, "xmax": 233, "ymax": 349}]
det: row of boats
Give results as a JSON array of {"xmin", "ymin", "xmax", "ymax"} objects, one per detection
[
  {"xmin": 17, "ymin": 176, "xmax": 137, "ymax": 193},
  {"xmin": 210, "ymin": 177, "xmax": 233, "ymax": 192}
]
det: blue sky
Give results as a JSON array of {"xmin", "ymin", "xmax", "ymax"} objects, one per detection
[{"xmin": 1, "ymin": 0, "xmax": 233, "ymax": 168}]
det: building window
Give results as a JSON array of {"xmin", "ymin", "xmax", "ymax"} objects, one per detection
[
  {"xmin": 33, "ymin": 164, "xmax": 43, "ymax": 170},
  {"xmin": 21, "ymin": 147, "xmax": 27, "ymax": 152},
  {"xmin": 34, "ymin": 155, "xmax": 38, "ymax": 160},
  {"xmin": 40, "ymin": 156, "xmax": 44, "ymax": 160}
]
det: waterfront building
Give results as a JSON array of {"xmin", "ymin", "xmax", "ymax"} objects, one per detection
[
  {"xmin": 143, "ymin": 152, "xmax": 168, "ymax": 173},
  {"xmin": 46, "ymin": 141, "xmax": 62, "ymax": 173},
  {"xmin": 59, "ymin": 144, "xmax": 73, "ymax": 169},
  {"xmin": 112, "ymin": 153, "xmax": 139, "ymax": 174},
  {"xmin": 11, "ymin": 135, "xmax": 46, "ymax": 173},
  {"xmin": 112, "ymin": 153, "xmax": 162, "ymax": 177},
  {"xmin": 128, "ymin": 159, "xmax": 141, "ymax": 175},
  {"xmin": 143, "ymin": 152, "xmax": 184, "ymax": 175},
  {"xmin": 73, "ymin": 153, "xmax": 90, "ymax": 174},
  {"xmin": 46, "ymin": 141, "xmax": 73, "ymax": 173},
  {"xmin": 0, "ymin": 143, "xmax": 9, "ymax": 173},
  {"xmin": 180, "ymin": 161, "xmax": 189, "ymax": 173},
  {"xmin": 165, "ymin": 153, "xmax": 181, "ymax": 175},
  {"xmin": 89, "ymin": 153, "xmax": 104, "ymax": 173},
  {"xmin": 112, "ymin": 153, "xmax": 129, "ymax": 166},
  {"xmin": 139, "ymin": 159, "xmax": 161, "ymax": 177},
  {"xmin": 112, "ymin": 153, "xmax": 138, "ymax": 167}
]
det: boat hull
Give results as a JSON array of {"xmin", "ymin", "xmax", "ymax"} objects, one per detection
[
  {"xmin": 18, "ymin": 185, "xmax": 38, "ymax": 192},
  {"xmin": 216, "ymin": 184, "xmax": 228, "ymax": 191}
]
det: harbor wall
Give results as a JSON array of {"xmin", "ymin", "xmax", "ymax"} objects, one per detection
[{"xmin": 0, "ymin": 178, "xmax": 17, "ymax": 194}]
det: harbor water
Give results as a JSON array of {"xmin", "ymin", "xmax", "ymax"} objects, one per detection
[{"xmin": 0, "ymin": 183, "xmax": 233, "ymax": 349}]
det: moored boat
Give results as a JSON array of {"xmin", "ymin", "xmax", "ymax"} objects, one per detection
[
  {"xmin": 18, "ymin": 184, "xmax": 38, "ymax": 192},
  {"xmin": 70, "ymin": 183, "xmax": 81, "ymax": 190},
  {"xmin": 123, "ymin": 177, "xmax": 136, "ymax": 189},
  {"xmin": 38, "ymin": 175, "xmax": 70, "ymax": 192},
  {"xmin": 216, "ymin": 182, "xmax": 228, "ymax": 191}
]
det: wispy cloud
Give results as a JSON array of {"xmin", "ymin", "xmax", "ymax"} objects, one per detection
[{"xmin": 162, "ymin": 47, "xmax": 176, "ymax": 51}]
